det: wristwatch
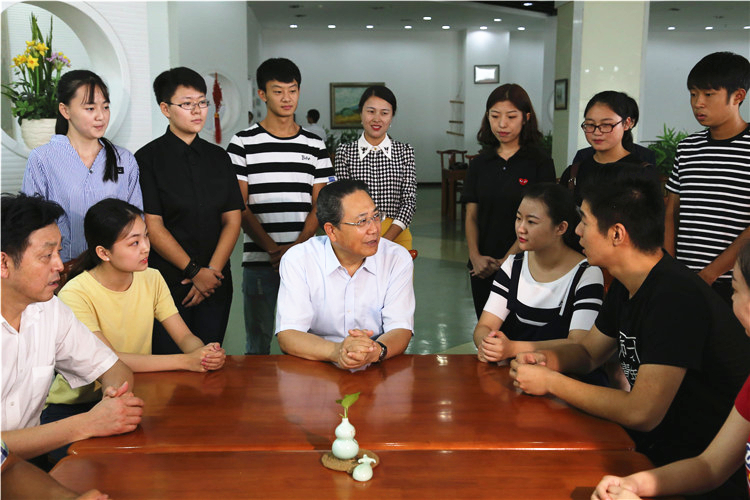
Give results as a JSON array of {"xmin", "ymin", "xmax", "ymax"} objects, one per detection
[
  {"xmin": 375, "ymin": 341, "xmax": 387, "ymax": 363},
  {"xmin": 182, "ymin": 259, "xmax": 201, "ymax": 280}
]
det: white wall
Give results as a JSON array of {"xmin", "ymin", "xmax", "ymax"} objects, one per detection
[
  {"xmin": 164, "ymin": 1, "xmax": 248, "ymax": 148},
  {"xmin": 260, "ymin": 28, "xmax": 461, "ymax": 183},
  {"xmin": 642, "ymin": 29, "xmax": 750, "ymax": 141},
  {"xmin": 508, "ymin": 28, "xmax": 554, "ymax": 134},
  {"xmin": 462, "ymin": 30, "xmax": 510, "ymax": 155}
]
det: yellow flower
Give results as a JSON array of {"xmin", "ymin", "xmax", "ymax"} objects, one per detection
[
  {"xmin": 25, "ymin": 40, "xmax": 36, "ymax": 47},
  {"xmin": 25, "ymin": 56, "xmax": 39, "ymax": 70},
  {"xmin": 12, "ymin": 54, "xmax": 27, "ymax": 67},
  {"xmin": 35, "ymin": 42, "xmax": 48, "ymax": 55}
]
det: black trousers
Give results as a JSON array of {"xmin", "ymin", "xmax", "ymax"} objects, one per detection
[
  {"xmin": 152, "ymin": 269, "xmax": 233, "ymax": 354},
  {"xmin": 469, "ymin": 273, "xmax": 494, "ymax": 320}
]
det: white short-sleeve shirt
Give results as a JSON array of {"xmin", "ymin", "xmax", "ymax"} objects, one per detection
[
  {"xmin": 1, "ymin": 296, "xmax": 118, "ymax": 430},
  {"xmin": 275, "ymin": 235, "xmax": 415, "ymax": 343}
]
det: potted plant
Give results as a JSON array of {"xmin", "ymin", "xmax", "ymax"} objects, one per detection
[
  {"xmin": 331, "ymin": 392, "xmax": 360, "ymax": 460},
  {"xmin": 648, "ymin": 124, "xmax": 689, "ymax": 178},
  {"xmin": 1, "ymin": 13, "xmax": 71, "ymax": 149},
  {"xmin": 325, "ymin": 128, "xmax": 360, "ymax": 162}
]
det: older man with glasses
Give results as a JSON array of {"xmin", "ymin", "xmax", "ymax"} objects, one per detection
[{"xmin": 275, "ymin": 179, "xmax": 414, "ymax": 370}]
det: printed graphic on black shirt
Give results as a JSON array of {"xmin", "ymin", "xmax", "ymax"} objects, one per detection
[{"xmin": 618, "ymin": 331, "xmax": 640, "ymax": 386}]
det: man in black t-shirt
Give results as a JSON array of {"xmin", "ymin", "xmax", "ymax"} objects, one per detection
[{"xmin": 510, "ymin": 164, "xmax": 750, "ymax": 497}]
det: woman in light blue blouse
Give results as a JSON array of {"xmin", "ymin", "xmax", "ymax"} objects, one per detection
[{"xmin": 22, "ymin": 70, "xmax": 143, "ymax": 266}]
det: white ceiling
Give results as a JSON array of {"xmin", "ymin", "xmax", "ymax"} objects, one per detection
[
  {"xmin": 649, "ymin": 1, "xmax": 749, "ymax": 32},
  {"xmin": 247, "ymin": 1, "xmax": 750, "ymax": 33},
  {"xmin": 248, "ymin": 1, "xmax": 552, "ymax": 32}
]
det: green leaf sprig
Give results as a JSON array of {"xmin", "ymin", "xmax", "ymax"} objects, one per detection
[{"xmin": 336, "ymin": 392, "xmax": 360, "ymax": 419}]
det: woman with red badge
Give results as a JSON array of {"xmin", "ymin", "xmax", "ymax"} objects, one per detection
[{"xmin": 463, "ymin": 84, "xmax": 555, "ymax": 318}]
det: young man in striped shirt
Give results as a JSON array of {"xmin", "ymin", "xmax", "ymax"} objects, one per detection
[
  {"xmin": 227, "ymin": 58, "xmax": 335, "ymax": 355},
  {"xmin": 665, "ymin": 51, "xmax": 750, "ymax": 304}
]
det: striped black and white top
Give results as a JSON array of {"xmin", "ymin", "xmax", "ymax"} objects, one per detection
[
  {"xmin": 484, "ymin": 252, "xmax": 604, "ymax": 336},
  {"xmin": 666, "ymin": 126, "xmax": 750, "ymax": 282},
  {"xmin": 335, "ymin": 133, "xmax": 417, "ymax": 229},
  {"xmin": 227, "ymin": 124, "xmax": 336, "ymax": 264}
]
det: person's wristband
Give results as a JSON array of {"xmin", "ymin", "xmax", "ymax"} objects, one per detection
[
  {"xmin": 375, "ymin": 341, "xmax": 387, "ymax": 363},
  {"xmin": 183, "ymin": 259, "xmax": 201, "ymax": 280}
]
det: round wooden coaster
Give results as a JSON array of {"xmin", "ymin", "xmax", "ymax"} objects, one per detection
[{"xmin": 321, "ymin": 449, "xmax": 380, "ymax": 474}]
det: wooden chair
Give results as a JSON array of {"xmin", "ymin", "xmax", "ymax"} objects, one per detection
[{"xmin": 438, "ymin": 150, "xmax": 468, "ymax": 222}]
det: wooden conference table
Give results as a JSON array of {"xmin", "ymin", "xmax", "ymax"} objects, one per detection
[
  {"xmin": 51, "ymin": 449, "xmax": 680, "ymax": 500},
  {"xmin": 69, "ymin": 355, "xmax": 634, "ymax": 455},
  {"xmin": 54, "ymin": 355, "xmax": 676, "ymax": 498}
]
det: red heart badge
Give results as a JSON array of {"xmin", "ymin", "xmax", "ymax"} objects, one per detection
[{"xmin": 518, "ymin": 178, "xmax": 529, "ymax": 186}]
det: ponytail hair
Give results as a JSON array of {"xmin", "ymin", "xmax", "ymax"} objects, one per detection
[
  {"xmin": 68, "ymin": 198, "xmax": 143, "ymax": 281},
  {"xmin": 56, "ymin": 70, "xmax": 121, "ymax": 183},
  {"xmin": 583, "ymin": 90, "xmax": 639, "ymax": 152},
  {"xmin": 522, "ymin": 183, "xmax": 581, "ymax": 251}
]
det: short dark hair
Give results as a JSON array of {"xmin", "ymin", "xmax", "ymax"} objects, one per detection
[
  {"xmin": 307, "ymin": 109, "xmax": 320, "ymax": 122},
  {"xmin": 477, "ymin": 83, "xmax": 542, "ymax": 152},
  {"xmin": 358, "ymin": 85, "xmax": 397, "ymax": 116},
  {"xmin": 522, "ymin": 183, "xmax": 580, "ymax": 251},
  {"xmin": 579, "ymin": 164, "xmax": 664, "ymax": 252},
  {"xmin": 256, "ymin": 58, "xmax": 301, "ymax": 92},
  {"xmin": 153, "ymin": 67, "xmax": 207, "ymax": 105},
  {"xmin": 317, "ymin": 180, "xmax": 371, "ymax": 230},
  {"xmin": 687, "ymin": 52, "xmax": 750, "ymax": 100},
  {"xmin": 1, "ymin": 193, "xmax": 65, "ymax": 265}
]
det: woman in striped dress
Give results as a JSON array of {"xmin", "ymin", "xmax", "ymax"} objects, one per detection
[
  {"xmin": 334, "ymin": 85, "xmax": 416, "ymax": 250},
  {"xmin": 22, "ymin": 70, "xmax": 143, "ymax": 270},
  {"xmin": 473, "ymin": 183, "xmax": 604, "ymax": 363}
]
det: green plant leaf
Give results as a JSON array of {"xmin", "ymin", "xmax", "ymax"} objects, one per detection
[
  {"xmin": 336, "ymin": 392, "xmax": 360, "ymax": 409},
  {"xmin": 648, "ymin": 123, "xmax": 689, "ymax": 177}
]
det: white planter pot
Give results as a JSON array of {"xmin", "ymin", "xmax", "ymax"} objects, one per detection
[{"xmin": 20, "ymin": 118, "xmax": 57, "ymax": 150}]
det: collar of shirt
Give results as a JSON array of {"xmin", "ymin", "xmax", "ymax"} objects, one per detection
[
  {"xmin": 323, "ymin": 237, "xmax": 378, "ymax": 277},
  {"xmin": 51, "ymin": 134, "xmax": 106, "ymax": 166},
  {"xmin": 358, "ymin": 133, "xmax": 392, "ymax": 160},
  {"xmin": 1, "ymin": 302, "xmax": 42, "ymax": 335},
  {"xmin": 164, "ymin": 126, "xmax": 206, "ymax": 154}
]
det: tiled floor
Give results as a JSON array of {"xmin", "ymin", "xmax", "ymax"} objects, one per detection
[{"xmin": 221, "ymin": 185, "xmax": 478, "ymax": 356}]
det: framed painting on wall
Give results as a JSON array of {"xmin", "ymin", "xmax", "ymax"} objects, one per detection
[
  {"xmin": 329, "ymin": 82, "xmax": 384, "ymax": 129},
  {"xmin": 474, "ymin": 65, "xmax": 499, "ymax": 84}
]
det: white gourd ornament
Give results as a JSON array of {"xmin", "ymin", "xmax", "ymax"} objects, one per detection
[
  {"xmin": 352, "ymin": 454, "xmax": 376, "ymax": 481},
  {"xmin": 331, "ymin": 392, "xmax": 361, "ymax": 460}
]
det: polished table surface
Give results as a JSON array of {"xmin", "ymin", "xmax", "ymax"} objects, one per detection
[
  {"xmin": 52, "ymin": 449, "xmax": 678, "ymax": 500},
  {"xmin": 70, "ymin": 355, "xmax": 633, "ymax": 455}
]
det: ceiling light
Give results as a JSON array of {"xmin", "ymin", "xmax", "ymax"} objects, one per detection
[
  {"xmin": 479, "ymin": 26, "xmax": 488, "ymax": 30},
  {"xmin": 366, "ymin": 25, "xmax": 374, "ymax": 29},
  {"xmin": 404, "ymin": 25, "xmax": 412, "ymax": 29},
  {"xmin": 328, "ymin": 24, "xmax": 336, "ymax": 29},
  {"xmin": 744, "ymin": 26, "xmax": 750, "ymax": 30},
  {"xmin": 289, "ymin": 24, "xmax": 298, "ymax": 29},
  {"xmin": 494, "ymin": 18, "xmax": 502, "ymax": 22},
  {"xmin": 517, "ymin": 26, "xmax": 526, "ymax": 31},
  {"xmin": 442, "ymin": 25, "xmax": 450, "ymax": 30},
  {"xmin": 704, "ymin": 26, "xmax": 713, "ymax": 30},
  {"xmin": 524, "ymin": 2, "xmax": 533, "ymax": 5},
  {"xmin": 423, "ymin": 16, "xmax": 431, "ymax": 21},
  {"xmin": 667, "ymin": 26, "xmax": 675, "ymax": 30}
]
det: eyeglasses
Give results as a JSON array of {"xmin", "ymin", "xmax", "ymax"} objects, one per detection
[
  {"xmin": 340, "ymin": 212, "xmax": 384, "ymax": 229},
  {"xmin": 581, "ymin": 120, "xmax": 623, "ymax": 134},
  {"xmin": 167, "ymin": 100, "xmax": 210, "ymax": 111}
]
